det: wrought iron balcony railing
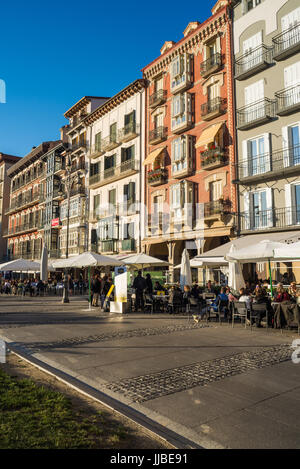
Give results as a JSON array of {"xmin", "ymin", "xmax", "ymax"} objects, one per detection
[
  {"xmin": 275, "ymin": 84, "xmax": 300, "ymax": 116},
  {"xmin": 201, "ymin": 97, "xmax": 226, "ymax": 121},
  {"xmin": 200, "ymin": 53, "xmax": 222, "ymax": 78},
  {"xmin": 149, "ymin": 126, "xmax": 168, "ymax": 145},
  {"xmin": 240, "ymin": 206, "xmax": 300, "ymax": 232},
  {"xmin": 273, "ymin": 22, "xmax": 300, "ymax": 60},
  {"xmin": 236, "ymin": 98, "xmax": 276, "ymax": 130},
  {"xmin": 149, "ymin": 89, "xmax": 167, "ymax": 108},
  {"xmin": 237, "ymin": 144, "xmax": 300, "ymax": 181},
  {"xmin": 89, "ymin": 159, "xmax": 139, "ymax": 188},
  {"xmin": 235, "ymin": 45, "xmax": 273, "ymax": 80},
  {"xmin": 200, "ymin": 148, "xmax": 228, "ymax": 170}
]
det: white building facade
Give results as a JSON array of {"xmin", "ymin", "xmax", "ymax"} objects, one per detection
[{"xmin": 86, "ymin": 79, "xmax": 146, "ymax": 256}]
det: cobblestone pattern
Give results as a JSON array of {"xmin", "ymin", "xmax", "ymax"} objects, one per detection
[
  {"xmin": 104, "ymin": 344, "xmax": 292, "ymax": 403},
  {"xmin": 23, "ymin": 323, "xmax": 210, "ymax": 352}
]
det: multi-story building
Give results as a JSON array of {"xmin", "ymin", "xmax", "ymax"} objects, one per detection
[
  {"xmin": 86, "ymin": 79, "xmax": 146, "ymax": 256},
  {"xmin": 60, "ymin": 96, "xmax": 109, "ymax": 257},
  {"xmin": 38, "ymin": 132, "xmax": 68, "ymax": 260},
  {"xmin": 142, "ymin": 0, "xmax": 236, "ymax": 281},
  {"xmin": 233, "ymin": 0, "xmax": 300, "ymax": 279},
  {"xmin": 0, "ymin": 152, "xmax": 21, "ymax": 261},
  {"xmin": 4, "ymin": 142, "xmax": 60, "ymax": 260}
]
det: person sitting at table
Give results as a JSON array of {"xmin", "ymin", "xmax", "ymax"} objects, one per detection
[
  {"xmin": 238, "ymin": 287, "xmax": 252, "ymax": 311},
  {"xmin": 205, "ymin": 280, "xmax": 216, "ymax": 294},
  {"xmin": 168, "ymin": 286, "xmax": 183, "ymax": 314},
  {"xmin": 154, "ymin": 281, "xmax": 165, "ymax": 293},
  {"xmin": 287, "ymin": 282, "xmax": 300, "ymax": 302},
  {"xmin": 252, "ymin": 287, "xmax": 274, "ymax": 327},
  {"xmin": 274, "ymin": 283, "xmax": 291, "ymax": 303}
]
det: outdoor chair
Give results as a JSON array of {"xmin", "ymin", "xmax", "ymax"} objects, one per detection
[
  {"xmin": 232, "ymin": 301, "xmax": 250, "ymax": 328},
  {"xmin": 167, "ymin": 298, "xmax": 183, "ymax": 315},
  {"xmin": 251, "ymin": 303, "xmax": 269, "ymax": 329},
  {"xmin": 144, "ymin": 294, "xmax": 154, "ymax": 314}
]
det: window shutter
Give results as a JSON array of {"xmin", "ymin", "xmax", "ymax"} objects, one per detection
[
  {"xmin": 265, "ymin": 188, "xmax": 273, "ymax": 227},
  {"xmin": 285, "ymin": 184, "xmax": 293, "ymax": 225},
  {"xmin": 242, "ymin": 140, "xmax": 249, "ymax": 177},
  {"xmin": 263, "ymin": 133, "xmax": 271, "ymax": 172},
  {"xmin": 282, "ymin": 126, "xmax": 290, "ymax": 167},
  {"xmin": 243, "ymin": 192, "xmax": 250, "ymax": 230}
]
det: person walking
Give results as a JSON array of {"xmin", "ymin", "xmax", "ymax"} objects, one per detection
[{"xmin": 92, "ymin": 274, "xmax": 101, "ymax": 307}]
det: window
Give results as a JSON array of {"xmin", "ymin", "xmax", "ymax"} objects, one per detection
[
  {"xmin": 95, "ymin": 132, "xmax": 102, "ymax": 152},
  {"xmin": 124, "ymin": 111, "xmax": 136, "ymax": 130},
  {"xmin": 242, "ymin": 32, "xmax": 263, "ymax": 70},
  {"xmin": 94, "ymin": 194, "xmax": 100, "ymax": 215},
  {"xmin": 104, "ymin": 154, "xmax": 116, "ymax": 171},
  {"xmin": 123, "ymin": 182, "xmax": 135, "ymax": 204},
  {"xmin": 285, "ymin": 182, "xmax": 300, "ymax": 225},
  {"xmin": 283, "ymin": 124, "xmax": 300, "ymax": 167},
  {"xmin": 170, "ymin": 53, "xmax": 192, "ymax": 92},
  {"xmin": 171, "ymin": 93, "xmax": 193, "ymax": 131},
  {"xmin": 242, "ymin": 134, "xmax": 271, "ymax": 176},
  {"xmin": 90, "ymin": 162, "xmax": 99, "ymax": 176},
  {"xmin": 171, "ymin": 135, "xmax": 194, "ymax": 176},
  {"xmin": 209, "ymin": 180, "xmax": 223, "ymax": 202},
  {"xmin": 124, "ymin": 222, "xmax": 134, "ymax": 240},
  {"xmin": 154, "ymin": 113, "xmax": 164, "ymax": 129},
  {"xmin": 244, "ymin": 0, "xmax": 261, "ymax": 13},
  {"xmin": 121, "ymin": 145, "xmax": 135, "ymax": 163},
  {"xmin": 244, "ymin": 189, "xmax": 273, "ymax": 229},
  {"xmin": 207, "ymin": 83, "xmax": 219, "ymax": 102},
  {"xmin": 110, "ymin": 123, "xmax": 117, "ymax": 143},
  {"xmin": 108, "ymin": 189, "xmax": 116, "ymax": 207},
  {"xmin": 170, "ymin": 181, "xmax": 194, "ymax": 221}
]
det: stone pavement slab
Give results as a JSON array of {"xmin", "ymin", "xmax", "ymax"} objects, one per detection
[{"xmin": 0, "ymin": 296, "xmax": 299, "ymax": 449}]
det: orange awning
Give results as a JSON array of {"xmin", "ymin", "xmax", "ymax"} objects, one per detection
[
  {"xmin": 143, "ymin": 147, "xmax": 165, "ymax": 166},
  {"xmin": 195, "ymin": 122, "xmax": 223, "ymax": 148}
]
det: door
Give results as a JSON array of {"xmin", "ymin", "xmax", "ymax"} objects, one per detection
[
  {"xmin": 249, "ymin": 135, "xmax": 268, "ymax": 175},
  {"xmin": 244, "ymin": 80, "xmax": 264, "ymax": 123},
  {"xmin": 243, "ymin": 31, "xmax": 262, "ymax": 70}
]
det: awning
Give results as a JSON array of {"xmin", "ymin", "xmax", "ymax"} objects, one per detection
[
  {"xmin": 195, "ymin": 122, "xmax": 223, "ymax": 148},
  {"xmin": 143, "ymin": 147, "xmax": 165, "ymax": 166}
]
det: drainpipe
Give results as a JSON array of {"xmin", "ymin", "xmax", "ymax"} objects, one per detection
[{"xmin": 228, "ymin": 3, "xmax": 241, "ymax": 238}]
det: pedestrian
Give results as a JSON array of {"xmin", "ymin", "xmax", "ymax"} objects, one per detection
[
  {"xmin": 145, "ymin": 273, "xmax": 153, "ymax": 294},
  {"xmin": 92, "ymin": 274, "xmax": 101, "ymax": 307},
  {"xmin": 132, "ymin": 271, "xmax": 147, "ymax": 311}
]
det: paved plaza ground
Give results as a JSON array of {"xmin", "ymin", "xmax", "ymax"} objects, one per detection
[{"xmin": 0, "ymin": 295, "xmax": 299, "ymax": 449}]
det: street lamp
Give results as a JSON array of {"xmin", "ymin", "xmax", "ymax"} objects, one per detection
[{"xmin": 60, "ymin": 150, "xmax": 83, "ymax": 304}]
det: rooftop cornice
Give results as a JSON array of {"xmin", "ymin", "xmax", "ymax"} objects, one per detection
[
  {"xmin": 142, "ymin": 8, "xmax": 228, "ymax": 79},
  {"xmin": 7, "ymin": 141, "xmax": 61, "ymax": 177},
  {"xmin": 84, "ymin": 79, "xmax": 146, "ymax": 126},
  {"xmin": 64, "ymin": 96, "xmax": 109, "ymax": 119}
]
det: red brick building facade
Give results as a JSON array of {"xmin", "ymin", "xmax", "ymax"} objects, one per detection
[{"xmin": 142, "ymin": 0, "xmax": 236, "ymax": 281}]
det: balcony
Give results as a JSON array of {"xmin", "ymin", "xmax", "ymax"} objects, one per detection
[
  {"xmin": 121, "ymin": 238, "xmax": 136, "ymax": 252},
  {"xmin": 201, "ymin": 97, "xmax": 226, "ymax": 121},
  {"xmin": 235, "ymin": 45, "xmax": 273, "ymax": 80},
  {"xmin": 201, "ymin": 147, "xmax": 228, "ymax": 170},
  {"xmin": 90, "ymin": 144, "xmax": 104, "ymax": 159},
  {"xmin": 71, "ymin": 141, "xmax": 88, "ymax": 154},
  {"xmin": 147, "ymin": 167, "xmax": 167, "ymax": 186},
  {"xmin": 240, "ymin": 206, "xmax": 300, "ymax": 233},
  {"xmin": 4, "ymin": 221, "xmax": 41, "ymax": 237},
  {"xmin": 273, "ymin": 23, "xmax": 300, "ymax": 61},
  {"xmin": 89, "ymin": 159, "xmax": 139, "ymax": 188},
  {"xmin": 200, "ymin": 53, "xmax": 222, "ymax": 79},
  {"xmin": 101, "ymin": 240, "xmax": 118, "ymax": 253},
  {"xmin": 149, "ymin": 89, "xmax": 167, "ymax": 108},
  {"xmin": 70, "ymin": 186, "xmax": 86, "ymax": 197},
  {"xmin": 12, "ymin": 168, "xmax": 45, "ymax": 193},
  {"xmin": 204, "ymin": 199, "xmax": 231, "ymax": 220},
  {"xmin": 5, "ymin": 191, "xmax": 43, "ymax": 214},
  {"xmin": 70, "ymin": 160, "xmax": 86, "ymax": 173},
  {"xmin": 118, "ymin": 122, "xmax": 140, "ymax": 143},
  {"xmin": 149, "ymin": 126, "xmax": 168, "ymax": 145},
  {"xmin": 275, "ymin": 85, "xmax": 300, "ymax": 116},
  {"xmin": 101, "ymin": 134, "xmax": 120, "ymax": 152},
  {"xmin": 237, "ymin": 144, "xmax": 300, "ymax": 183},
  {"xmin": 236, "ymin": 98, "xmax": 276, "ymax": 130}
]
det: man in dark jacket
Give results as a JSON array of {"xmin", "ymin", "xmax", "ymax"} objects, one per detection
[
  {"xmin": 133, "ymin": 271, "xmax": 147, "ymax": 311},
  {"xmin": 91, "ymin": 274, "xmax": 101, "ymax": 306}
]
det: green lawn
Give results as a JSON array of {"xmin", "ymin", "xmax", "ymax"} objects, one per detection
[{"xmin": 0, "ymin": 367, "xmax": 127, "ymax": 449}]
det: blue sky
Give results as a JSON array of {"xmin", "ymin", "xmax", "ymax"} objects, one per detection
[{"xmin": 0, "ymin": 0, "xmax": 214, "ymax": 157}]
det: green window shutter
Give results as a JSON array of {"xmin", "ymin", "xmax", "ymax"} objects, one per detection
[{"xmin": 95, "ymin": 132, "xmax": 101, "ymax": 151}]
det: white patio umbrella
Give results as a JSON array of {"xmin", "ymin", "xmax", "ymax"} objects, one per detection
[
  {"xmin": 273, "ymin": 241, "xmax": 300, "ymax": 260},
  {"xmin": 227, "ymin": 245, "xmax": 244, "ymax": 292},
  {"xmin": 0, "ymin": 258, "xmax": 40, "ymax": 272},
  {"xmin": 122, "ymin": 253, "xmax": 169, "ymax": 271},
  {"xmin": 180, "ymin": 249, "xmax": 192, "ymax": 290},
  {"xmin": 40, "ymin": 245, "xmax": 48, "ymax": 282},
  {"xmin": 225, "ymin": 240, "xmax": 286, "ymax": 295}
]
